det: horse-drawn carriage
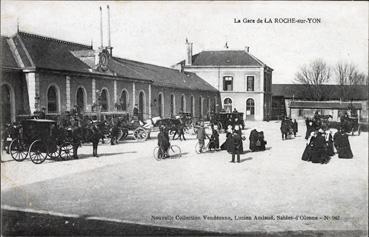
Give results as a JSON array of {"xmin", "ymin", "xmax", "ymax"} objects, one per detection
[
  {"xmin": 8, "ymin": 119, "xmax": 74, "ymax": 164},
  {"xmin": 210, "ymin": 112, "xmax": 245, "ymax": 131},
  {"xmin": 109, "ymin": 117, "xmax": 150, "ymax": 144}
]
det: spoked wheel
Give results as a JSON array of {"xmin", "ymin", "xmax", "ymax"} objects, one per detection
[
  {"xmin": 59, "ymin": 142, "xmax": 74, "ymax": 160},
  {"xmin": 134, "ymin": 127, "xmax": 148, "ymax": 141},
  {"xmin": 153, "ymin": 146, "xmax": 164, "ymax": 161},
  {"xmin": 48, "ymin": 142, "xmax": 60, "ymax": 160},
  {"xmin": 9, "ymin": 139, "xmax": 28, "ymax": 162},
  {"xmin": 168, "ymin": 145, "xmax": 182, "ymax": 158},
  {"xmin": 29, "ymin": 140, "xmax": 48, "ymax": 164}
]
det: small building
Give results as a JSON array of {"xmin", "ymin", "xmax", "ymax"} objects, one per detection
[
  {"xmin": 173, "ymin": 42, "xmax": 273, "ymax": 121},
  {"xmin": 271, "ymin": 84, "xmax": 368, "ymax": 121}
]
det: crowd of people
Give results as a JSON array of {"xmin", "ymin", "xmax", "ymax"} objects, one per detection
[{"xmin": 301, "ymin": 112, "xmax": 353, "ymax": 164}]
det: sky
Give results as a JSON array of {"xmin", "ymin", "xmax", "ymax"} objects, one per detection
[{"xmin": 1, "ymin": 1, "xmax": 368, "ymax": 84}]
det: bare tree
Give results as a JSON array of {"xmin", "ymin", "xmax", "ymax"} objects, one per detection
[
  {"xmin": 294, "ymin": 59, "xmax": 332, "ymax": 100},
  {"xmin": 334, "ymin": 62, "xmax": 367, "ymax": 100}
]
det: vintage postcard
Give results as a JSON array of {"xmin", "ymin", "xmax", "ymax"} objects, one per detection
[{"xmin": 1, "ymin": 1, "xmax": 368, "ymax": 236}]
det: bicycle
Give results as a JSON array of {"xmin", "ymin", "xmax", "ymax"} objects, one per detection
[
  {"xmin": 153, "ymin": 145, "xmax": 182, "ymax": 161},
  {"xmin": 195, "ymin": 139, "xmax": 217, "ymax": 154}
]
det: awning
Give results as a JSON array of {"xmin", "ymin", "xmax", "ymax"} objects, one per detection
[{"xmin": 289, "ymin": 101, "xmax": 362, "ymax": 110}]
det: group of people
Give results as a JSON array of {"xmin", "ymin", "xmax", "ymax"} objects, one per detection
[
  {"xmin": 280, "ymin": 117, "xmax": 298, "ymax": 140},
  {"xmin": 302, "ymin": 113, "xmax": 353, "ymax": 164}
]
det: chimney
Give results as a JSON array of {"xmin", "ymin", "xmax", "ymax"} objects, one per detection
[
  {"xmin": 185, "ymin": 39, "xmax": 193, "ymax": 66},
  {"xmin": 99, "ymin": 6, "xmax": 104, "ymax": 49},
  {"xmin": 245, "ymin": 46, "xmax": 250, "ymax": 53},
  {"xmin": 107, "ymin": 5, "xmax": 113, "ymax": 56}
]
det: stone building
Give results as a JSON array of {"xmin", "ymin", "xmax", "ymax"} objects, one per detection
[
  {"xmin": 0, "ymin": 31, "xmax": 219, "ymax": 124},
  {"xmin": 173, "ymin": 41, "xmax": 273, "ymax": 121}
]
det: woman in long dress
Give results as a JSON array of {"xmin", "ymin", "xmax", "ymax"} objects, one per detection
[{"xmin": 334, "ymin": 128, "xmax": 353, "ymax": 159}]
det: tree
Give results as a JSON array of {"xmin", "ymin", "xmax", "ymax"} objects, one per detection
[
  {"xmin": 334, "ymin": 62, "xmax": 367, "ymax": 100},
  {"xmin": 294, "ymin": 59, "xmax": 332, "ymax": 100}
]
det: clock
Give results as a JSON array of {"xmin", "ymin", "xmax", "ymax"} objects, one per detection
[{"xmin": 99, "ymin": 49, "xmax": 109, "ymax": 71}]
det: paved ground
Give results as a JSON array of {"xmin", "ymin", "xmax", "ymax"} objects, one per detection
[{"xmin": 1, "ymin": 120, "xmax": 368, "ymax": 235}]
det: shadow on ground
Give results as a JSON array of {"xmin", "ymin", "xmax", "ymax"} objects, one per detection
[{"xmin": 2, "ymin": 209, "xmax": 366, "ymax": 236}]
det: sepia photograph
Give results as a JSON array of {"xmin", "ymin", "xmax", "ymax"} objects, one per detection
[{"xmin": 1, "ymin": 1, "xmax": 368, "ymax": 236}]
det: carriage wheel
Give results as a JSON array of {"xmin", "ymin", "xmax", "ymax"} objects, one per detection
[
  {"xmin": 153, "ymin": 147, "xmax": 163, "ymax": 161},
  {"xmin": 9, "ymin": 139, "xmax": 28, "ymax": 162},
  {"xmin": 29, "ymin": 140, "xmax": 48, "ymax": 164},
  {"xmin": 60, "ymin": 142, "xmax": 74, "ymax": 160},
  {"xmin": 168, "ymin": 145, "xmax": 182, "ymax": 158},
  {"xmin": 48, "ymin": 146, "xmax": 61, "ymax": 160},
  {"xmin": 133, "ymin": 127, "xmax": 148, "ymax": 141}
]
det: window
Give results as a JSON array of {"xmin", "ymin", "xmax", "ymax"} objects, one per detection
[
  {"xmin": 47, "ymin": 86, "xmax": 58, "ymax": 113},
  {"xmin": 76, "ymin": 87, "xmax": 85, "ymax": 112},
  {"xmin": 181, "ymin": 95, "xmax": 185, "ymax": 113},
  {"xmin": 223, "ymin": 76, "xmax": 233, "ymax": 91},
  {"xmin": 158, "ymin": 93, "xmax": 163, "ymax": 117},
  {"xmin": 199, "ymin": 97, "xmax": 203, "ymax": 119},
  {"xmin": 298, "ymin": 109, "xmax": 303, "ymax": 117},
  {"xmin": 246, "ymin": 98, "xmax": 255, "ymax": 115},
  {"xmin": 170, "ymin": 94, "xmax": 175, "ymax": 116},
  {"xmin": 100, "ymin": 89, "xmax": 108, "ymax": 112},
  {"xmin": 119, "ymin": 90, "xmax": 127, "ymax": 111},
  {"xmin": 224, "ymin": 98, "xmax": 232, "ymax": 113},
  {"xmin": 191, "ymin": 96, "xmax": 194, "ymax": 116},
  {"xmin": 247, "ymin": 76, "xmax": 254, "ymax": 91}
]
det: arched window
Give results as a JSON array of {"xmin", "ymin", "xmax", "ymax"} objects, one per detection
[
  {"xmin": 223, "ymin": 76, "xmax": 233, "ymax": 91},
  {"xmin": 1, "ymin": 84, "xmax": 11, "ymax": 123},
  {"xmin": 246, "ymin": 98, "xmax": 255, "ymax": 119},
  {"xmin": 247, "ymin": 76, "xmax": 254, "ymax": 91},
  {"xmin": 158, "ymin": 93, "xmax": 164, "ymax": 117},
  {"xmin": 198, "ymin": 97, "xmax": 203, "ymax": 119},
  {"xmin": 100, "ymin": 89, "xmax": 109, "ymax": 112},
  {"xmin": 120, "ymin": 90, "xmax": 128, "ymax": 111},
  {"xmin": 47, "ymin": 86, "xmax": 58, "ymax": 113},
  {"xmin": 224, "ymin": 98, "xmax": 232, "ymax": 113},
  {"xmin": 139, "ymin": 91, "xmax": 145, "ymax": 121},
  {"xmin": 180, "ymin": 95, "xmax": 186, "ymax": 113},
  {"xmin": 76, "ymin": 87, "xmax": 85, "ymax": 112},
  {"xmin": 170, "ymin": 94, "xmax": 175, "ymax": 116},
  {"xmin": 191, "ymin": 96, "xmax": 195, "ymax": 116}
]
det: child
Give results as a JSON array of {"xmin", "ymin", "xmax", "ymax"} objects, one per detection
[{"xmin": 158, "ymin": 125, "xmax": 170, "ymax": 158}]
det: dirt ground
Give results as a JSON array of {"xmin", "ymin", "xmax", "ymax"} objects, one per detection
[{"xmin": 1, "ymin": 120, "xmax": 368, "ymax": 234}]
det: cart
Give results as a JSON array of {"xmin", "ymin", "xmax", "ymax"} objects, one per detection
[{"xmin": 8, "ymin": 119, "xmax": 72, "ymax": 164}]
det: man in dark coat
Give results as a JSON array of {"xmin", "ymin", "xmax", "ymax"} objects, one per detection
[
  {"xmin": 158, "ymin": 125, "xmax": 170, "ymax": 157},
  {"xmin": 230, "ymin": 130, "xmax": 242, "ymax": 163},
  {"xmin": 209, "ymin": 124, "xmax": 219, "ymax": 151},
  {"xmin": 292, "ymin": 119, "xmax": 298, "ymax": 137},
  {"xmin": 91, "ymin": 124, "xmax": 101, "ymax": 157},
  {"xmin": 334, "ymin": 128, "xmax": 353, "ymax": 159}
]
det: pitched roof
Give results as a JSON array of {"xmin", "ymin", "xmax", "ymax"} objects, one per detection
[
  {"xmin": 289, "ymin": 101, "xmax": 362, "ymax": 110},
  {"xmin": 112, "ymin": 57, "xmax": 218, "ymax": 92},
  {"xmin": 16, "ymin": 31, "xmax": 92, "ymax": 72},
  {"xmin": 1, "ymin": 36, "xmax": 19, "ymax": 68},
  {"xmin": 1, "ymin": 31, "xmax": 217, "ymax": 92},
  {"xmin": 178, "ymin": 50, "xmax": 269, "ymax": 68},
  {"xmin": 272, "ymin": 84, "xmax": 368, "ymax": 100}
]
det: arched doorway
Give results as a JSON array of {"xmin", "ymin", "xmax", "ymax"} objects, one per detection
[
  {"xmin": 139, "ymin": 91, "xmax": 145, "ymax": 121},
  {"xmin": 76, "ymin": 87, "xmax": 85, "ymax": 112},
  {"xmin": 224, "ymin": 98, "xmax": 232, "ymax": 113},
  {"xmin": 100, "ymin": 89, "xmax": 109, "ymax": 112},
  {"xmin": 119, "ymin": 90, "xmax": 128, "ymax": 111},
  {"xmin": 47, "ymin": 85, "xmax": 59, "ymax": 113},
  {"xmin": 158, "ymin": 93, "xmax": 164, "ymax": 117},
  {"xmin": 246, "ymin": 98, "xmax": 255, "ymax": 120},
  {"xmin": 1, "ymin": 84, "xmax": 11, "ymax": 124}
]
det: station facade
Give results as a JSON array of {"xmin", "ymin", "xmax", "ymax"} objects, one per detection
[{"xmin": 1, "ymin": 31, "xmax": 219, "ymax": 123}]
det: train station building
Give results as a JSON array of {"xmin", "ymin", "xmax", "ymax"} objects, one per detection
[{"xmin": 1, "ymin": 31, "xmax": 220, "ymax": 123}]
